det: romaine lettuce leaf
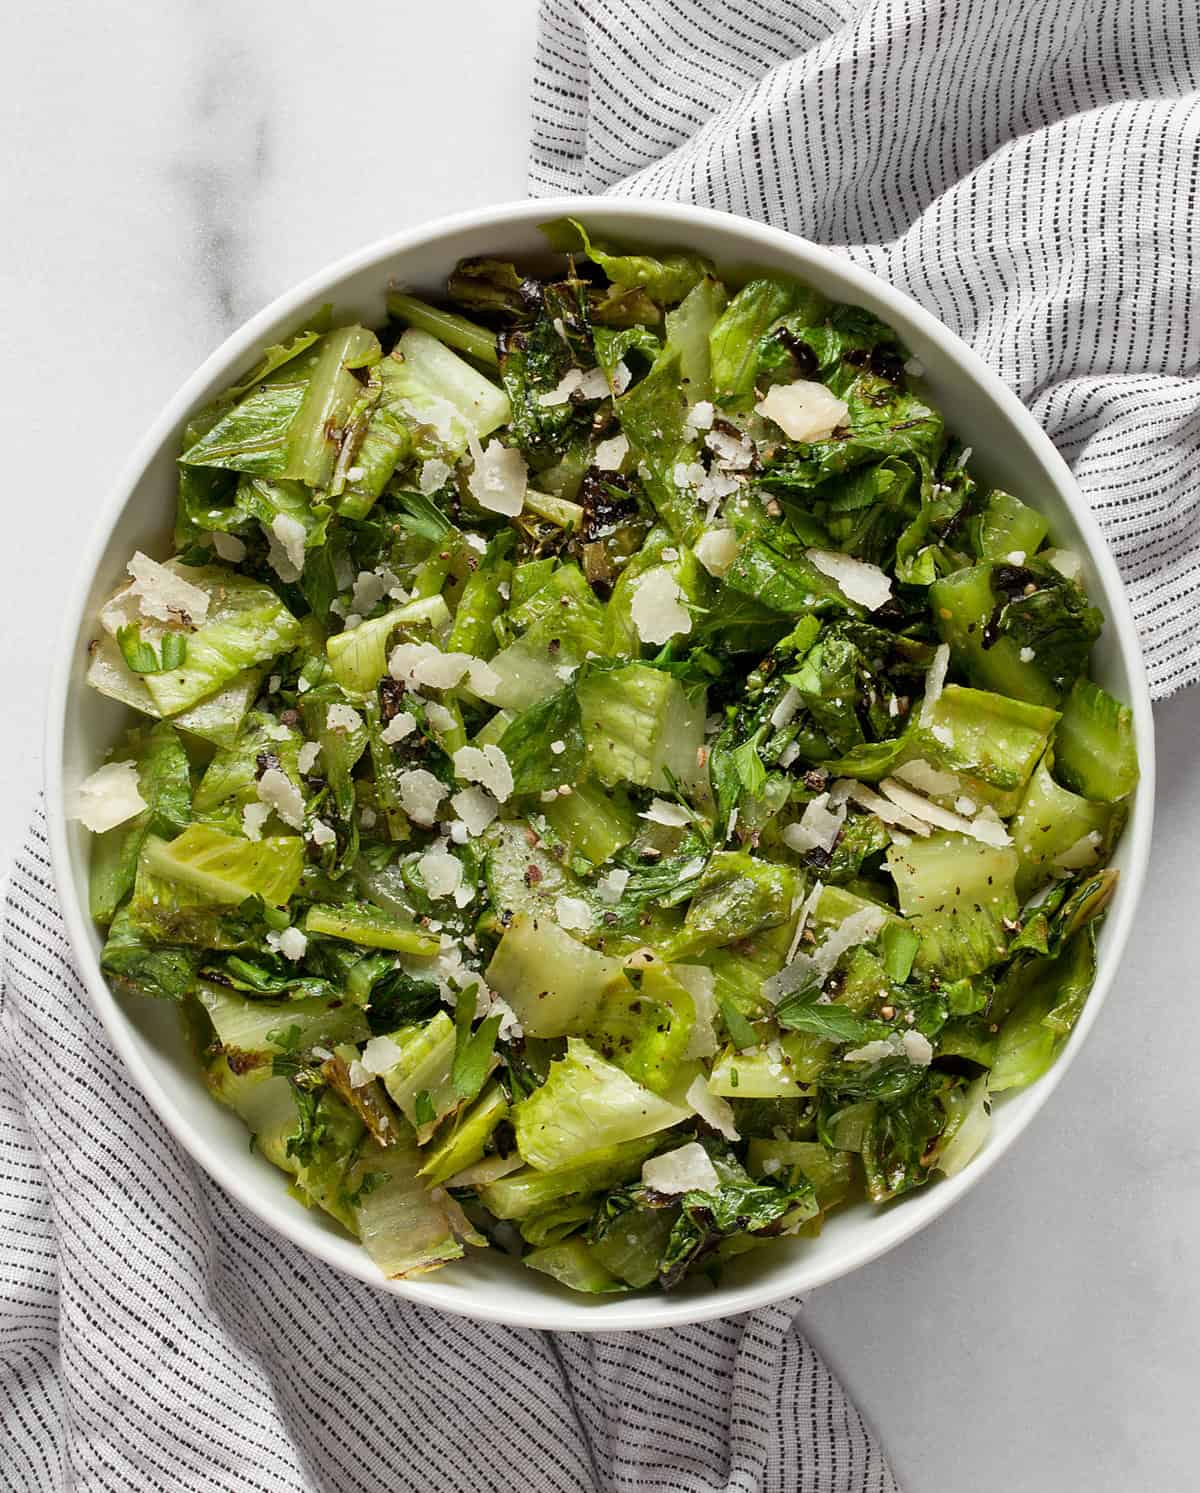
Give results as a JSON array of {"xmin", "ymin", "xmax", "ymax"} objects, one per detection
[{"xmin": 513, "ymin": 1039, "xmax": 689, "ymax": 1171}]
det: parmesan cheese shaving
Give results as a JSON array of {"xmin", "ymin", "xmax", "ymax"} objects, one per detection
[
  {"xmin": 126, "ymin": 553, "xmax": 211, "ymax": 624},
  {"xmin": 69, "ymin": 761, "xmax": 146, "ymax": 834},
  {"xmin": 638, "ymin": 798, "xmax": 691, "ymax": 828},
  {"xmin": 380, "ymin": 711, "xmax": 416, "ymax": 744},
  {"xmin": 630, "ymin": 568, "xmax": 692, "ymax": 645},
  {"xmin": 878, "ymin": 778, "xmax": 1012, "ymax": 846},
  {"xmin": 781, "ymin": 793, "xmax": 846, "ymax": 854},
  {"xmin": 418, "ymin": 458, "xmax": 452, "ymax": 495},
  {"xmin": 466, "ymin": 436, "xmax": 527, "ymax": 516},
  {"xmin": 554, "ymin": 895, "xmax": 592, "ymax": 932},
  {"xmin": 919, "ymin": 644, "xmax": 950, "ymax": 726},
  {"xmin": 451, "ymin": 744, "xmax": 514, "ymax": 803},
  {"xmin": 241, "ymin": 802, "xmax": 270, "ymax": 842},
  {"xmin": 1051, "ymin": 830, "xmax": 1103, "ymax": 870},
  {"xmin": 835, "ymin": 778, "xmax": 931, "ymax": 837},
  {"xmin": 755, "ymin": 380, "xmax": 848, "ymax": 442},
  {"xmin": 269, "ymin": 514, "xmax": 307, "ymax": 579},
  {"xmin": 325, "ymin": 703, "xmax": 364, "ymax": 733},
  {"xmin": 685, "ymin": 1076, "xmax": 740, "ymax": 1141},
  {"xmin": 396, "ymin": 768, "xmax": 446, "ymax": 826},
  {"xmin": 255, "ymin": 767, "xmax": 304, "ymax": 830},
  {"xmin": 893, "ymin": 758, "xmax": 960, "ymax": 798},
  {"xmin": 210, "ymin": 531, "xmax": 246, "ymax": 564},
  {"xmin": 594, "ymin": 432, "xmax": 629, "ymax": 471},
  {"xmin": 419, "ymin": 849, "xmax": 464, "ymax": 899},
  {"xmin": 450, "ymin": 786, "xmax": 500, "ymax": 838},
  {"xmin": 807, "ymin": 549, "xmax": 893, "ymax": 611},
  {"xmin": 694, "ymin": 528, "xmax": 739, "ymax": 578},
  {"xmin": 642, "ymin": 1142, "xmax": 721, "ymax": 1196},
  {"xmin": 361, "ymin": 1034, "xmax": 404, "ymax": 1076},
  {"xmin": 762, "ymin": 904, "xmax": 889, "ymax": 1004},
  {"xmin": 596, "ymin": 867, "xmax": 630, "ymax": 904}
]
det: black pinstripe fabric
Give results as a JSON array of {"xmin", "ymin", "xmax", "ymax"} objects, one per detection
[
  {"xmin": 530, "ymin": 0, "xmax": 1200, "ymax": 699},
  {"xmin": 0, "ymin": 804, "xmax": 900, "ymax": 1493}
]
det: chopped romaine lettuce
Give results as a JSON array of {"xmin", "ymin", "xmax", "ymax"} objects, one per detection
[{"xmin": 77, "ymin": 224, "xmax": 1135, "ymax": 1296}]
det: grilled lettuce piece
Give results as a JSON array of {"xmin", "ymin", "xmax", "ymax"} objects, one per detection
[
  {"xmin": 304, "ymin": 902, "xmax": 440, "ymax": 955},
  {"xmin": 374, "ymin": 1012, "xmax": 461, "ymax": 1140},
  {"xmin": 668, "ymin": 853, "xmax": 797, "ymax": 958},
  {"xmin": 585, "ymin": 961, "xmax": 696, "ymax": 1095},
  {"xmin": 100, "ymin": 903, "xmax": 201, "ymax": 1000},
  {"xmin": 513, "ymin": 1039, "xmax": 689, "ymax": 1171},
  {"xmin": 886, "ymin": 832, "xmax": 1020, "ymax": 980},
  {"xmin": 88, "ymin": 723, "xmax": 192, "ymax": 924},
  {"xmin": 479, "ymin": 1137, "xmax": 660, "ymax": 1220},
  {"xmin": 101, "ymin": 562, "xmax": 301, "ymax": 716},
  {"xmin": 709, "ymin": 277, "xmax": 803, "ymax": 408},
  {"xmin": 577, "ymin": 664, "xmax": 706, "ymax": 791},
  {"xmin": 932, "ymin": 560, "xmax": 1103, "ymax": 706},
  {"xmin": 990, "ymin": 928, "xmax": 1097, "ymax": 1092},
  {"xmin": 524, "ymin": 1239, "xmax": 626, "ymax": 1293},
  {"xmin": 347, "ymin": 1128, "xmax": 466, "ymax": 1278},
  {"xmin": 143, "ymin": 825, "xmax": 305, "ymax": 907},
  {"xmin": 888, "ymin": 684, "xmax": 1059, "ymax": 816},
  {"xmin": 967, "ymin": 489, "xmax": 1049, "ymax": 561},
  {"xmin": 180, "ymin": 326, "xmax": 381, "ymax": 486},
  {"xmin": 381, "ymin": 328, "xmax": 509, "ymax": 458},
  {"xmin": 542, "ymin": 218, "xmax": 712, "ymax": 307},
  {"xmin": 417, "ymin": 1079, "xmax": 508, "ymax": 1187},
  {"xmin": 541, "ymin": 778, "xmax": 638, "ymax": 866},
  {"xmin": 1010, "ymin": 755, "xmax": 1121, "ymax": 898},
  {"xmin": 196, "ymin": 981, "xmax": 369, "ymax": 1058},
  {"xmin": 486, "ymin": 913, "xmax": 622, "ymax": 1038},
  {"xmin": 1052, "ymin": 678, "xmax": 1139, "ymax": 803},
  {"xmin": 657, "ymin": 1143, "xmax": 818, "ymax": 1289}
]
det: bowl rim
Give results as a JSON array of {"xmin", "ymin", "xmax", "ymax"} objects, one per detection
[{"xmin": 44, "ymin": 196, "xmax": 1156, "ymax": 1331}]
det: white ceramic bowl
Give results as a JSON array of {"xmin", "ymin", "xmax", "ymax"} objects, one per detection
[{"xmin": 46, "ymin": 198, "xmax": 1155, "ymax": 1331}]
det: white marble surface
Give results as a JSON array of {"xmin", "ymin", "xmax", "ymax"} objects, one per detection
[{"xmin": 3, "ymin": 5, "xmax": 1198, "ymax": 1490}]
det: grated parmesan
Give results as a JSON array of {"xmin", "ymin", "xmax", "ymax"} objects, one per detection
[
  {"xmin": 450, "ymin": 786, "xmax": 500, "ymax": 837},
  {"xmin": 919, "ymin": 644, "xmax": 950, "ymax": 726},
  {"xmin": 685, "ymin": 1076, "xmax": 740, "ymax": 1142},
  {"xmin": 466, "ymin": 435, "xmax": 527, "ymax": 516},
  {"xmin": 451, "ymin": 744, "xmax": 514, "ymax": 803},
  {"xmin": 554, "ymin": 895, "xmax": 592, "ymax": 932},
  {"xmin": 256, "ymin": 767, "xmax": 304, "ymax": 830},
  {"xmin": 638, "ymin": 798, "xmax": 691, "ymax": 828},
  {"xmin": 807, "ymin": 549, "xmax": 893, "ymax": 612},
  {"xmin": 241, "ymin": 802, "xmax": 270, "ymax": 842},
  {"xmin": 755, "ymin": 380, "xmax": 848, "ymax": 443},
  {"xmin": 69, "ymin": 761, "xmax": 146, "ymax": 833},
  {"xmin": 594, "ymin": 432, "xmax": 629, "ymax": 471},
  {"xmin": 781, "ymin": 793, "xmax": 846, "ymax": 854},
  {"xmin": 694, "ymin": 528, "xmax": 739, "ymax": 578},
  {"xmin": 396, "ymin": 768, "xmax": 446, "ymax": 826},
  {"xmin": 630, "ymin": 568, "xmax": 692, "ymax": 645},
  {"xmin": 126, "ymin": 552, "xmax": 210, "ymax": 624},
  {"xmin": 642, "ymin": 1142, "xmax": 721, "ymax": 1196}
]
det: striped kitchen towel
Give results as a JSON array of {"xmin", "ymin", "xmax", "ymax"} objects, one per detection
[
  {"xmin": 530, "ymin": 0, "xmax": 1200, "ymax": 700},
  {"xmin": 0, "ymin": 805, "xmax": 899, "ymax": 1492}
]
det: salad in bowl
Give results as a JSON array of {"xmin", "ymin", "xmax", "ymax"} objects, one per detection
[{"xmin": 68, "ymin": 217, "xmax": 1139, "ymax": 1299}]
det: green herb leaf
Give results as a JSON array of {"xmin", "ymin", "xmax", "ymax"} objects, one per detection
[
  {"xmin": 880, "ymin": 923, "xmax": 922, "ymax": 984},
  {"xmin": 265, "ymin": 1022, "xmax": 304, "ymax": 1052},
  {"xmin": 393, "ymin": 490, "xmax": 457, "ymax": 542},
  {"xmin": 774, "ymin": 1000, "xmax": 886, "ymax": 1045},
  {"xmin": 414, "ymin": 1090, "xmax": 436, "ymax": 1127},
  {"xmin": 718, "ymin": 995, "xmax": 758, "ymax": 1052},
  {"xmin": 451, "ymin": 983, "xmax": 502, "ymax": 1102},
  {"xmin": 116, "ymin": 624, "xmax": 188, "ymax": 675}
]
